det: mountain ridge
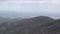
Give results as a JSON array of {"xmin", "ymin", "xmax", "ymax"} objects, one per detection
[{"xmin": 0, "ymin": 16, "xmax": 60, "ymax": 34}]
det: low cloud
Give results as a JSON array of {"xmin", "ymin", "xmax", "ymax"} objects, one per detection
[{"xmin": 0, "ymin": 0, "xmax": 60, "ymax": 18}]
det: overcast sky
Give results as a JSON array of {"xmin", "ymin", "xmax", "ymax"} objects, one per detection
[
  {"xmin": 0, "ymin": 0, "xmax": 60, "ymax": 12},
  {"xmin": 0, "ymin": 0, "xmax": 60, "ymax": 18}
]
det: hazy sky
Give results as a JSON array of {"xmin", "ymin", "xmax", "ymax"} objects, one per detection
[
  {"xmin": 0, "ymin": 0, "xmax": 60, "ymax": 18},
  {"xmin": 0, "ymin": 0, "xmax": 60, "ymax": 12}
]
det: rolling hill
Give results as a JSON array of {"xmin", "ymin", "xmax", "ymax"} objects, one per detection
[
  {"xmin": 0, "ymin": 16, "xmax": 54, "ymax": 34},
  {"xmin": 0, "ymin": 16, "xmax": 60, "ymax": 34}
]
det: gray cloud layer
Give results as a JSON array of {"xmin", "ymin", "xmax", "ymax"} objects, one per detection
[{"xmin": 0, "ymin": 0, "xmax": 60, "ymax": 18}]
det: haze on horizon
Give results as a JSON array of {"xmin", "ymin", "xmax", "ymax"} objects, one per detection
[{"xmin": 0, "ymin": 0, "xmax": 60, "ymax": 18}]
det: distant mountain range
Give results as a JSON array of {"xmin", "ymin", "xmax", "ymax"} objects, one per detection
[
  {"xmin": 0, "ymin": 11, "xmax": 19, "ymax": 18},
  {"xmin": 0, "ymin": 11, "xmax": 60, "ymax": 19}
]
